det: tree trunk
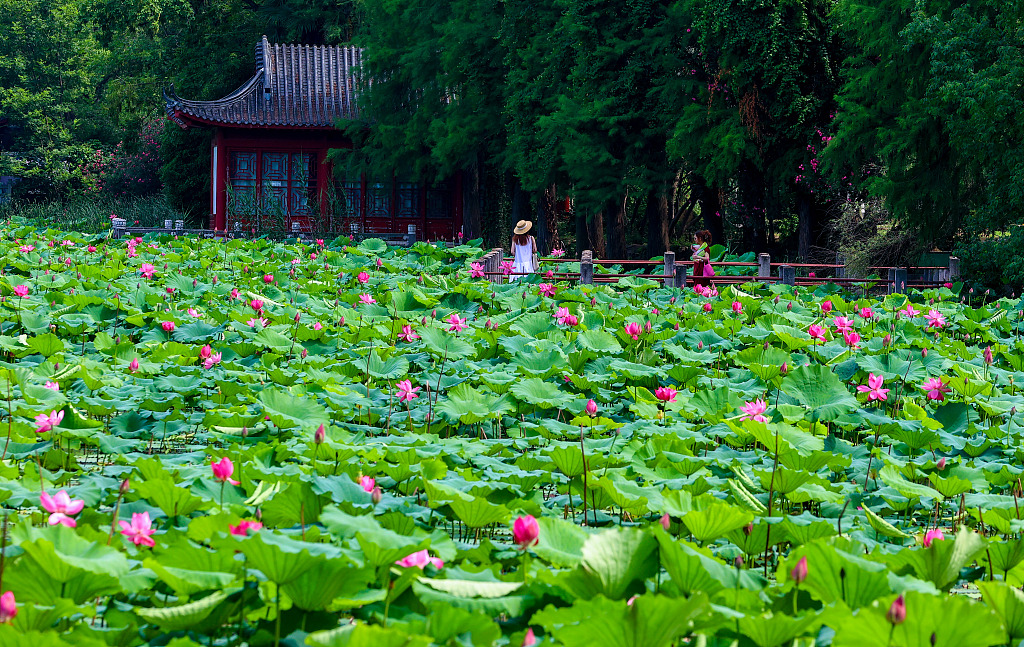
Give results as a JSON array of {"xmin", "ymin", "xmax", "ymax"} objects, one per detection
[
  {"xmin": 575, "ymin": 208, "xmax": 589, "ymax": 258},
  {"xmin": 535, "ymin": 189, "xmax": 549, "ymax": 255},
  {"xmin": 797, "ymin": 193, "xmax": 812, "ymax": 262},
  {"xmin": 584, "ymin": 209, "xmax": 605, "ymax": 258},
  {"xmin": 696, "ymin": 181, "xmax": 724, "ymax": 246},
  {"xmin": 646, "ymin": 183, "xmax": 669, "ymax": 258},
  {"xmin": 510, "ymin": 175, "xmax": 529, "ymax": 228},
  {"xmin": 605, "ymin": 197, "xmax": 626, "ymax": 259},
  {"xmin": 738, "ymin": 162, "xmax": 767, "ymax": 252},
  {"xmin": 462, "ymin": 152, "xmax": 483, "ymax": 240}
]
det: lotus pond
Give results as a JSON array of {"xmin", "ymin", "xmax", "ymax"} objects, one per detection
[{"xmin": 0, "ymin": 227, "xmax": 1022, "ymax": 647}]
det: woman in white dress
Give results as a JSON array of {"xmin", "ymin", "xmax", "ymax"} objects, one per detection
[{"xmin": 509, "ymin": 220, "xmax": 538, "ymax": 281}]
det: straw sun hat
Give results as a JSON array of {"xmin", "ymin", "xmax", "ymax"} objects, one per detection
[{"xmin": 513, "ymin": 220, "xmax": 532, "ymax": 235}]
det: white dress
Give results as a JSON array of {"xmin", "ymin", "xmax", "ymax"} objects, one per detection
[{"xmin": 510, "ymin": 238, "xmax": 535, "ymax": 281}]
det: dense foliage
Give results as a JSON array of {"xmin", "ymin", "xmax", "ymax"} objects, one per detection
[
  {"xmin": 2, "ymin": 0, "xmax": 1021, "ymax": 276},
  {"xmin": 0, "ymin": 229, "xmax": 1022, "ymax": 644}
]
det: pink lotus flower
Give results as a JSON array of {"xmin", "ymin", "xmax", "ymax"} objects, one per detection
[
  {"xmin": 858, "ymin": 307, "xmax": 874, "ymax": 319},
  {"xmin": 199, "ymin": 344, "xmax": 212, "ymax": 360},
  {"xmin": 204, "ymin": 352, "xmax": 222, "ymax": 370},
  {"xmin": 247, "ymin": 299, "xmax": 264, "ymax": 313},
  {"xmin": 808, "ymin": 324, "xmax": 827, "ymax": 341},
  {"xmin": 660, "ymin": 513, "xmax": 671, "ymax": 530},
  {"xmin": 923, "ymin": 528, "xmax": 944, "ymax": 547},
  {"xmin": 230, "ymin": 288, "xmax": 239, "ymax": 300},
  {"xmin": 43, "ymin": 381, "xmax": 59, "ymax": 391},
  {"xmin": 87, "ymin": 245, "xmax": 96, "ymax": 252},
  {"xmin": 211, "ymin": 457, "xmax": 240, "ymax": 485},
  {"xmin": 360, "ymin": 475, "xmax": 375, "ymax": 492},
  {"xmin": 731, "ymin": 301, "xmax": 743, "ymax": 314},
  {"xmin": 624, "ymin": 322, "xmax": 642, "ymax": 340},
  {"xmin": 161, "ymin": 321, "xmax": 175, "ymax": 332},
  {"xmin": 166, "ymin": 287, "xmax": 175, "ymax": 295},
  {"xmin": 358, "ymin": 293, "xmax": 376, "ymax": 305},
  {"xmin": 19, "ymin": 244, "xmax": 34, "ymax": 253},
  {"xmin": 187, "ymin": 308, "xmax": 200, "ymax": 318},
  {"xmin": 857, "ymin": 373, "xmax": 890, "ymax": 401},
  {"xmin": 398, "ymin": 324, "xmax": 419, "ymax": 342},
  {"xmin": 34, "ymin": 409, "xmax": 64, "ymax": 434},
  {"xmin": 13, "ymin": 285, "xmax": 28, "ymax": 298},
  {"xmin": 922, "ymin": 377, "xmax": 950, "ymax": 401},
  {"xmin": 246, "ymin": 317, "xmax": 268, "ymax": 328},
  {"xmin": 943, "ymin": 282, "xmax": 953, "ymax": 289},
  {"xmin": 843, "ymin": 331, "xmax": 861, "ymax": 348},
  {"xmin": 129, "ymin": 358, "xmax": 139, "ymax": 373},
  {"xmin": 925, "ymin": 309, "xmax": 946, "ymax": 329},
  {"xmin": 740, "ymin": 399, "xmax": 768, "ymax": 422},
  {"xmin": 396, "ymin": 549, "xmax": 444, "ymax": 569},
  {"xmin": 316, "ymin": 238, "xmax": 325, "ymax": 246},
  {"xmin": 396, "ymin": 379, "xmax": 421, "ymax": 402},
  {"xmin": 229, "ymin": 520, "xmax": 263, "ymax": 536},
  {"xmin": 313, "ymin": 322, "xmax": 322, "ymax": 331},
  {"xmin": 512, "ymin": 515, "xmax": 540, "ymax": 549},
  {"xmin": 40, "ymin": 490, "xmax": 85, "ymax": 527},
  {"xmin": 539, "ymin": 283, "xmax": 557, "ymax": 298},
  {"xmin": 376, "ymin": 258, "xmax": 384, "ymax": 268},
  {"xmin": 654, "ymin": 387, "xmax": 677, "ymax": 403},
  {"xmin": 140, "ymin": 263, "xmax": 155, "ymax": 279},
  {"xmin": 550, "ymin": 248, "xmax": 566, "ymax": 258},
  {"xmin": 821, "ymin": 300, "xmax": 833, "ymax": 313},
  {"xmin": 446, "ymin": 313, "xmax": 467, "ymax": 333},
  {"xmin": 500, "ymin": 260, "xmax": 514, "ymax": 276},
  {"xmin": 586, "ymin": 399, "xmax": 598, "ymax": 416},
  {"xmin": 470, "ymin": 262, "xmax": 485, "ymax": 278},
  {"xmin": 263, "ymin": 274, "xmax": 274, "ymax": 283},
  {"xmin": 357, "ymin": 271, "xmax": 370, "ymax": 283},
  {"xmin": 0, "ymin": 590, "xmax": 15, "ymax": 623},
  {"xmin": 702, "ymin": 302, "xmax": 713, "ymax": 312},
  {"xmin": 833, "ymin": 316, "xmax": 853, "ymax": 333},
  {"xmin": 554, "ymin": 307, "xmax": 576, "ymax": 326},
  {"xmin": 902, "ymin": 304, "xmax": 920, "ymax": 318},
  {"xmin": 119, "ymin": 512, "xmax": 156, "ymax": 547}
]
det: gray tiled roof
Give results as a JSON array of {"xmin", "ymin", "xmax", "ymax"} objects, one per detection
[{"xmin": 164, "ymin": 36, "xmax": 361, "ymax": 128}]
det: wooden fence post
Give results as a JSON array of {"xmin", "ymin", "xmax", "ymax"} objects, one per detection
[
  {"xmin": 664, "ymin": 251, "xmax": 676, "ymax": 288},
  {"xmin": 580, "ymin": 250, "xmax": 593, "ymax": 285},
  {"xmin": 888, "ymin": 268, "xmax": 907, "ymax": 294},
  {"xmin": 780, "ymin": 265, "xmax": 795, "ymax": 286},
  {"xmin": 676, "ymin": 263, "xmax": 688, "ymax": 289},
  {"xmin": 836, "ymin": 253, "xmax": 846, "ymax": 279},
  {"xmin": 757, "ymin": 253, "xmax": 771, "ymax": 279},
  {"xmin": 490, "ymin": 248, "xmax": 503, "ymax": 284},
  {"xmin": 948, "ymin": 256, "xmax": 960, "ymax": 282}
]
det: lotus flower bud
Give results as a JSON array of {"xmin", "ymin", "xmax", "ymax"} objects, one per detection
[
  {"xmin": 301, "ymin": 348, "xmax": 308, "ymax": 359},
  {"xmin": 586, "ymin": 399, "xmax": 598, "ymax": 417},
  {"xmin": 119, "ymin": 478, "xmax": 131, "ymax": 494},
  {"xmin": 670, "ymin": 297, "xmax": 676, "ymax": 304},
  {"xmin": 883, "ymin": 334, "xmax": 891, "ymax": 346},
  {"xmin": 790, "ymin": 556, "xmax": 808, "ymax": 584},
  {"xmin": 431, "ymin": 309, "xmax": 436, "ymax": 319},
  {"xmin": 886, "ymin": 594, "xmax": 906, "ymax": 626},
  {"xmin": 781, "ymin": 363, "xmax": 788, "ymax": 375},
  {"xmin": 674, "ymin": 323, "xmax": 680, "ymax": 330},
  {"xmin": 591, "ymin": 297, "xmax": 597, "ymax": 306},
  {"xmin": 984, "ymin": 346, "xmax": 993, "ymax": 365},
  {"xmin": 294, "ymin": 311, "xmax": 301, "ymax": 323},
  {"xmin": 241, "ymin": 426, "xmax": 248, "ymax": 438},
  {"xmin": 922, "ymin": 348, "xmax": 928, "ymax": 358},
  {"xmin": 371, "ymin": 486, "xmax": 382, "ymax": 505},
  {"xmin": 787, "ymin": 302, "xmax": 793, "ymax": 310},
  {"xmin": 697, "ymin": 341, "xmax": 703, "ymax": 350},
  {"xmin": 937, "ymin": 457, "xmax": 946, "ymax": 470},
  {"xmin": 314, "ymin": 424, "xmax": 325, "ymax": 445},
  {"xmin": 743, "ymin": 522, "xmax": 753, "ymax": 535},
  {"xmin": 774, "ymin": 295, "xmax": 780, "ymax": 304},
  {"xmin": 522, "ymin": 628, "xmax": 537, "ymax": 647},
  {"xmin": 734, "ymin": 555, "xmax": 744, "ymax": 568},
  {"xmin": 660, "ymin": 513, "xmax": 670, "ymax": 530}
]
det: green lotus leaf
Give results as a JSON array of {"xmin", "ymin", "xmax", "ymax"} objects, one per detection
[
  {"xmin": 533, "ymin": 593, "xmax": 709, "ymax": 647},
  {"xmin": 780, "ymin": 364, "xmax": 860, "ymax": 420},
  {"xmin": 135, "ymin": 590, "xmax": 230, "ymax": 632}
]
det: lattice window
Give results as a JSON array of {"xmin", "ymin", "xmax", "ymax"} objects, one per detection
[
  {"xmin": 367, "ymin": 179, "xmax": 390, "ymax": 219},
  {"xmin": 228, "ymin": 150, "xmax": 316, "ymax": 222},
  {"xmin": 396, "ymin": 182, "xmax": 419, "ymax": 219},
  {"xmin": 426, "ymin": 183, "xmax": 451, "ymax": 219}
]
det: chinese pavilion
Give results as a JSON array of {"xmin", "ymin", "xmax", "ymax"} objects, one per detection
[{"xmin": 164, "ymin": 36, "xmax": 462, "ymax": 239}]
